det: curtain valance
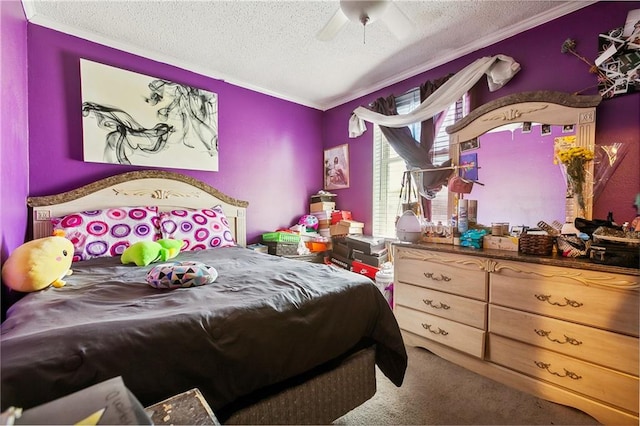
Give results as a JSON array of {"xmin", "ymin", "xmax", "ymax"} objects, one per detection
[{"xmin": 348, "ymin": 55, "xmax": 521, "ymax": 138}]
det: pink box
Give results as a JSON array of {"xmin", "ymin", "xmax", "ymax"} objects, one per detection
[{"xmin": 331, "ymin": 210, "xmax": 352, "ymax": 224}]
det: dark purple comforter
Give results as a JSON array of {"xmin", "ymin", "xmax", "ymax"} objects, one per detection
[{"xmin": 1, "ymin": 247, "xmax": 406, "ymax": 411}]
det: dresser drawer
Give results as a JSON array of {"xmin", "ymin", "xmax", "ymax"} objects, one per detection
[
  {"xmin": 489, "ymin": 305, "xmax": 639, "ymax": 375},
  {"xmin": 396, "ymin": 305, "xmax": 485, "ymax": 358},
  {"xmin": 395, "ymin": 247, "xmax": 488, "ymax": 300},
  {"xmin": 396, "ymin": 283, "xmax": 487, "ymax": 329},
  {"xmin": 490, "ymin": 260, "xmax": 639, "ymax": 336},
  {"xmin": 489, "ymin": 334, "xmax": 639, "ymax": 413}
]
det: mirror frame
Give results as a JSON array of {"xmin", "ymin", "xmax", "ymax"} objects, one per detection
[{"xmin": 446, "ymin": 91, "xmax": 602, "ymax": 234}]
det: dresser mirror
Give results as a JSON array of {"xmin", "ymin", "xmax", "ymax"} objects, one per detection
[{"xmin": 445, "ymin": 91, "xmax": 602, "ymax": 230}]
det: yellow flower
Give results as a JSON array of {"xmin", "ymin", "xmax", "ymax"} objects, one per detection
[
  {"xmin": 558, "ymin": 146, "xmax": 594, "ymax": 164},
  {"xmin": 557, "ymin": 146, "xmax": 594, "ymax": 211}
]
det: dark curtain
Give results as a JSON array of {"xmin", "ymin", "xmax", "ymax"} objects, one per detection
[{"xmin": 370, "ymin": 75, "xmax": 454, "ymax": 220}]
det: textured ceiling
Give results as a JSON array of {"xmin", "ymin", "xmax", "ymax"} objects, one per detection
[{"xmin": 23, "ymin": 1, "xmax": 594, "ymax": 110}]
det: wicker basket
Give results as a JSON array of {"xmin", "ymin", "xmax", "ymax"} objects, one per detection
[
  {"xmin": 519, "ymin": 233, "xmax": 555, "ymax": 255},
  {"xmin": 265, "ymin": 241, "xmax": 299, "ymax": 256}
]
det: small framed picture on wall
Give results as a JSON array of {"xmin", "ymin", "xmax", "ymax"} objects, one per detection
[
  {"xmin": 460, "ymin": 138, "xmax": 479, "ymax": 152},
  {"xmin": 541, "ymin": 124, "xmax": 552, "ymax": 136},
  {"xmin": 324, "ymin": 144, "xmax": 349, "ymax": 190}
]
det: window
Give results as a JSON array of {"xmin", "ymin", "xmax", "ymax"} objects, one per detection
[{"xmin": 372, "ymin": 90, "xmax": 468, "ymax": 238}]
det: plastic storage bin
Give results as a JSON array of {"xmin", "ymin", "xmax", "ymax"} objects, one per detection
[
  {"xmin": 375, "ymin": 262, "xmax": 394, "ymax": 308},
  {"xmin": 261, "ymin": 232, "xmax": 301, "ymax": 244}
]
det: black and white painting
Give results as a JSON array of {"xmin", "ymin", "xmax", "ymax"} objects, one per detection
[{"xmin": 80, "ymin": 59, "xmax": 219, "ymax": 171}]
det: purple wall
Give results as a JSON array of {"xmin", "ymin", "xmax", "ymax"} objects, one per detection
[
  {"xmin": 1, "ymin": 1, "xmax": 29, "ymax": 264},
  {"xmin": 325, "ymin": 1, "xmax": 640, "ymax": 231},
  {"xmin": 473, "ymin": 125, "xmax": 569, "ymax": 227},
  {"xmin": 2, "ymin": 1, "xmax": 639, "ymax": 259},
  {"xmin": 26, "ymin": 25, "xmax": 324, "ymax": 245}
]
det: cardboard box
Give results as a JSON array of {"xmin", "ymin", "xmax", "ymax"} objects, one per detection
[
  {"xmin": 310, "ymin": 202, "xmax": 335, "ymax": 212},
  {"xmin": 351, "ymin": 249, "xmax": 388, "ymax": 267},
  {"xmin": 339, "ymin": 219, "xmax": 363, "ymax": 228},
  {"xmin": 350, "ymin": 260, "xmax": 379, "ymax": 280},
  {"xmin": 329, "ymin": 252, "xmax": 352, "ymax": 270},
  {"xmin": 265, "ymin": 241, "xmax": 299, "ymax": 256},
  {"xmin": 483, "ymin": 235, "xmax": 519, "ymax": 252},
  {"xmin": 332, "ymin": 240, "xmax": 351, "ymax": 258},
  {"xmin": 305, "ymin": 241, "xmax": 328, "ymax": 252},
  {"xmin": 345, "ymin": 235, "xmax": 386, "ymax": 255},
  {"xmin": 317, "ymin": 219, "xmax": 331, "ymax": 229},
  {"xmin": 15, "ymin": 376, "xmax": 152, "ymax": 425},
  {"xmin": 330, "ymin": 223, "xmax": 363, "ymax": 236},
  {"xmin": 311, "ymin": 210, "xmax": 332, "ymax": 221},
  {"xmin": 310, "ymin": 193, "xmax": 336, "ymax": 203},
  {"xmin": 331, "ymin": 210, "xmax": 352, "ymax": 224}
]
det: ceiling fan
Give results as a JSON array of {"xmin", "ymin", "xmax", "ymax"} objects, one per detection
[{"xmin": 316, "ymin": 0, "xmax": 414, "ymax": 42}]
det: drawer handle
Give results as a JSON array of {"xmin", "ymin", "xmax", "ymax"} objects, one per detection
[
  {"xmin": 534, "ymin": 329, "xmax": 583, "ymax": 346},
  {"xmin": 534, "ymin": 361, "xmax": 582, "ymax": 380},
  {"xmin": 421, "ymin": 323, "xmax": 449, "ymax": 336},
  {"xmin": 423, "ymin": 299, "xmax": 451, "ymax": 310},
  {"xmin": 534, "ymin": 294, "xmax": 583, "ymax": 308},
  {"xmin": 424, "ymin": 272, "xmax": 451, "ymax": 282}
]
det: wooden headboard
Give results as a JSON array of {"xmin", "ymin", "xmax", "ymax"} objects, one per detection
[{"xmin": 27, "ymin": 170, "xmax": 249, "ymax": 246}]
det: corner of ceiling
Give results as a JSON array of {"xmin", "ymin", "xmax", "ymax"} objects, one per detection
[{"xmin": 320, "ymin": 0, "xmax": 599, "ymax": 111}]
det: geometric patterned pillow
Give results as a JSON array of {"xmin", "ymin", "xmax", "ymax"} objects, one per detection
[
  {"xmin": 146, "ymin": 261, "xmax": 219, "ymax": 289},
  {"xmin": 158, "ymin": 206, "xmax": 235, "ymax": 251},
  {"xmin": 52, "ymin": 206, "xmax": 160, "ymax": 261}
]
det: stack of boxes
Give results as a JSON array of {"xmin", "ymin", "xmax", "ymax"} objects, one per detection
[
  {"xmin": 330, "ymin": 235, "xmax": 388, "ymax": 280},
  {"xmin": 308, "ymin": 191, "xmax": 388, "ymax": 278},
  {"xmin": 329, "ymin": 219, "xmax": 364, "ymax": 236},
  {"xmin": 309, "ymin": 193, "xmax": 363, "ymax": 239},
  {"xmin": 309, "ymin": 193, "xmax": 336, "ymax": 239}
]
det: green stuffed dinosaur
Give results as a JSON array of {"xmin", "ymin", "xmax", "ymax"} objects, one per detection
[{"xmin": 120, "ymin": 239, "xmax": 184, "ymax": 266}]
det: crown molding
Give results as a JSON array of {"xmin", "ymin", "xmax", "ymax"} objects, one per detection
[
  {"xmin": 21, "ymin": 0, "xmax": 597, "ymax": 112},
  {"xmin": 320, "ymin": 1, "xmax": 598, "ymax": 110}
]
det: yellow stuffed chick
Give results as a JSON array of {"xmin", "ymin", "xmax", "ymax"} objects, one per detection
[{"xmin": 1, "ymin": 231, "xmax": 74, "ymax": 292}]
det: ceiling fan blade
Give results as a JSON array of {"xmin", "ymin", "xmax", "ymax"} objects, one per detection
[
  {"xmin": 316, "ymin": 8, "xmax": 349, "ymax": 41},
  {"xmin": 382, "ymin": 3, "xmax": 414, "ymax": 40}
]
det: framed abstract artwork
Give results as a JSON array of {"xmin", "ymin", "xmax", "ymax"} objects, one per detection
[
  {"xmin": 80, "ymin": 59, "xmax": 219, "ymax": 171},
  {"xmin": 324, "ymin": 144, "xmax": 349, "ymax": 190}
]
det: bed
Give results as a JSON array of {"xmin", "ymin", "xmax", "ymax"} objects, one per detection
[{"xmin": 0, "ymin": 170, "xmax": 407, "ymax": 425}]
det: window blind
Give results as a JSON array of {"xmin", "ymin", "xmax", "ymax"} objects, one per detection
[{"xmin": 372, "ymin": 91, "xmax": 468, "ymax": 236}]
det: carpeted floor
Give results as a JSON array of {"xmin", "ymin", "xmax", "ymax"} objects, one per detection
[{"xmin": 334, "ymin": 345, "xmax": 601, "ymax": 425}]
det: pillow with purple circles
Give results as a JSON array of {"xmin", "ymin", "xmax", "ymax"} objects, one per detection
[
  {"xmin": 158, "ymin": 206, "xmax": 236, "ymax": 251},
  {"xmin": 52, "ymin": 206, "xmax": 160, "ymax": 261}
]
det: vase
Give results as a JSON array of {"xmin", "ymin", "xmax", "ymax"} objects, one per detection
[
  {"xmin": 565, "ymin": 195, "xmax": 577, "ymax": 223},
  {"xmin": 565, "ymin": 175, "xmax": 586, "ymax": 220}
]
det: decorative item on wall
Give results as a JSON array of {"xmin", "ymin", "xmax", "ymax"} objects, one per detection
[
  {"xmin": 595, "ymin": 8, "xmax": 639, "ymax": 98},
  {"xmin": 324, "ymin": 144, "xmax": 350, "ymax": 190},
  {"xmin": 459, "ymin": 138, "xmax": 479, "ymax": 152},
  {"xmin": 541, "ymin": 124, "xmax": 551, "ymax": 136},
  {"xmin": 80, "ymin": 59, "xmax": 219, "ymax": 171},
  {"xmin": 459, "ymin": 153, "xmax": 478, "ymax": 181}
]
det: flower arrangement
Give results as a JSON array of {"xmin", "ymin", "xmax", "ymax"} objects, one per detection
[
  {"xmin": 557, "ymin": 146, "xmax": 594, "ymax": 210},
  {"xmin": 560, "ymin": 38, "xmax": 611, "ymax": 95}
]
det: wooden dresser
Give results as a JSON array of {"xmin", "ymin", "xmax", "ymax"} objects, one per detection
[{"xmin": 394, "ymin": 243, "xmax": 639, "ymax": 425}]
